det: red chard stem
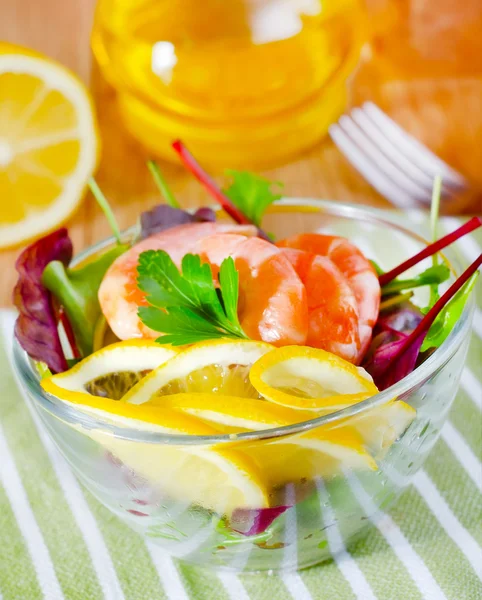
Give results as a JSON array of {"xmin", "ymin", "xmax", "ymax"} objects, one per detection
[
  {"xmin": 379, "ymin": 216, "xmax": 482, "ymax": 287},
  {"xmin": 172, "ymin": 140, "xmax": 251, "ymax": 225}
]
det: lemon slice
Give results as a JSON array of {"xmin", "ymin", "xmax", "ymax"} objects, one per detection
[
  {"xmin": 156, "ymin": 393, "xmax": 315, "ymax": 431},
  {"xmin": 73, "ymin": 403, "xmax": 269, "ymax": 516},
  {"xmin": 157, "ymin": 393, "xmax": 377, "ymax": 487},
  {"xmin": 0, "ymin": 43, "xmax": 98, "ymax": 248},
  {"xmin": 249, "ymin": 346, "xmax": 378, "ymax": 411},
  {"xmin": 333, "ymin": 400, "xmax": 416, "ymax": 456},
  {"xmin": 123, "ymin": 339, "xmax": 274, "ymax": 405},
  {"xmin": 41, "ymin": 343, "xmax": 269, "ymax": 516},
  {"xmin": 41, "ymin": 340, "xmax": 179, "ymax": 402}
]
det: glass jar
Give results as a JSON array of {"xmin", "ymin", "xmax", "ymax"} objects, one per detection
[{"xmin": 91, "ymin": 0, "xmax": 367, "ymax": 169}]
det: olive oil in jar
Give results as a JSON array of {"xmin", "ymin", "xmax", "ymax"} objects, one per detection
[{"xmin": 92, "ymin": 0, "xmax": 367, "ymax": 168}]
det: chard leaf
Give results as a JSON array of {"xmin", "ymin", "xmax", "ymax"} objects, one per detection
[
  {"xmin": 42, "ymin": 244, "xmax": 128, "ymax": 356},
  {"xmin": 223, "ymin": 170, "xmax": 283, "ymax": 227},
  {"xmin": 381, "ymin": 264, "xmax": 450, "ymax": 296},
  {"xmin": 420, "ymin": 271, "xmax": 478, "ymax": 352}
]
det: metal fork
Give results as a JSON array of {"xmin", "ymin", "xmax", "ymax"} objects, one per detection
[{"xmin": 329, "ymin": 102, "xmax": 468, "ymax": 209}]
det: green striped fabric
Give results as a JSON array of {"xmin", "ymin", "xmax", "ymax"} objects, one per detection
[{"xmin": 0, "ymin": 213, "xmax": 481, "ymax": 600}]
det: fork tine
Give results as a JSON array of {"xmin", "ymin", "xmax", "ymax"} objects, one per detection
[
  {"xmin": 362, "ymin": 102, "xmax": 467, "ymax": 190},
  {"xmin": 329, "ymin": 123, "xmax": 421, "ymax": 209},
  {"xmin": 337, "ymin": 114, "xmax": 431, "ymax": 201},
  {"xmin": 350, "ymin": 107, "xmax": 455, "ymax": 199}
]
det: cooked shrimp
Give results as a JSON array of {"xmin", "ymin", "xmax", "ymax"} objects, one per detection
[
  {"xmin": 99, "ymin": 222, "xmax": 257, "ymax": 340},
  {"xmin": 191, "ymin": 233, "xmax": 308, "ymax": 346},
  {"xmin": 282, "ymin": 248, "xmax": 360, "ymax": 362},
  {"xmin": 277, "ymin": 234, "xmax": 380, "ymax": 358}
]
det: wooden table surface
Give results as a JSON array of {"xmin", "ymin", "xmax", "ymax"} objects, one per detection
[{"xmin": 2, "ymin": 0, "xmax": 482, "ymax": 307}]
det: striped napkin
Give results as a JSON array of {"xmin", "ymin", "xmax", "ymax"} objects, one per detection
[{"xmin": 0, "ymin": 214, "xmax": 481, "ymax": 600}]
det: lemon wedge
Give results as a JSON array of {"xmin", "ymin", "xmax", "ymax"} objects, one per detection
[
  {"xmin": 123, "ymin": 339, "xmax": 274, "ymax": 405},
  {"xmin": 249, "ymin": 346, "xmax": 378, "ymax": 411},
  {"xmin": 41, "ymin": 340, "xmax": 179, "ymax": 403},
  {"xmin": 0, "ymin": 43, "xmax": 98, "ymax": 248}
]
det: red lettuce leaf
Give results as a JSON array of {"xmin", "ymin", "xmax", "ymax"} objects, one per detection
[
  {"xmin": 139, "ymin": 204, "xmax": 216, "ymax": 240},
  {"xmin": 362, "ymin": 329, "xmax": 425, "ymax": 390},
  {"xmin": 13, "ymin": 228, "xmax": 72, "ymax": 373},
  {"xmin": 230, "ymin": 505, "xmax": 290, "ymax": 536}
]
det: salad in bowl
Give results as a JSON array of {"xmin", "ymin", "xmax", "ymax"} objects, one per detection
[{"xmin": 12, "ymin": 142, "xmax": 480, "ymax": 571}]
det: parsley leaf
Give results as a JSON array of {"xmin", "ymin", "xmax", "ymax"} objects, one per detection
[
  {"xmin": 223, "ymin": 171, "xmax": 283, "ymax": 227},
  {"xmin": 137, "ymin": 250, "xmax": 247, "ymax": 345}
]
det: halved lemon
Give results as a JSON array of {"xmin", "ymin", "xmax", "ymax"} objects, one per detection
[
  {"xmin": 249, "ymin": 346, "xmax": 378, "ymax": 411},
  {"xmin": 0, "ymin": 43, "xmax": 98, "ymax": 248},
  {"xmin": 123, "ymin": 339, "xmax": 274, "ymax": 405},
  {"xmin": 41, "ymin": 340, "xmax": 179, "ymax": 402}
]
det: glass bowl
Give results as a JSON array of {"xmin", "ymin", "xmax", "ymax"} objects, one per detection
[{"xmin": 12, "ymin": 200, "xmax": 474, "ymax": 572}]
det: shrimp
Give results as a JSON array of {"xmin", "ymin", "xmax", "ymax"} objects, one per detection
[
  {"xmin": 282, "ymin": 248, "xmax": 360, "ymax": 362},
  {"xmin": 277, "ymin": 234, "xmax": 381, "ymax": 359},
  {"xmin": 191, "ymin": 233, "xmax": 308, "ymax": 346},
  {"xmin": 99, "ymin": 222, "xmax": 257, "ymax": 340}
]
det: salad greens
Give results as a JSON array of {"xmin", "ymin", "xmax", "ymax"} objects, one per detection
[
  {"xmin": 147, "ymin": 160, "xmax": 180, "ymax": 208},
  {"xmin": 137, "ymin": 250, "xmax": 247, "ymax": 345},
  {"xmin": 420, "ymin": 271, "xmax": 479, "ymax": 352},
  {"xmin": 380, "ymin": 264, "xmax": 450, "ymax": 296},
  {"xmin": 428, "ymin": 175, "xmax": 442, "ymax": 307},
  {"xmin": 42, "ymin": 244, "xmax": 128, "ymax": 356},
  {"xmin": 139, "ymin": 204, "xmax": 216, "ymax": 241},
  {"xmin": 366, "ymin": 254, "xmax": 481, "ymax": 390},
  {"xmin": 13, "ymin": 228, "xmax": 73, "ymax": 373},
  {"xmin": 223, "ymin": 170, "xmax": 283, "ymax": 227},
  {"xmin": 172, "ymin": 140, "xmax": 272, "ymax": 240},
  {"xmin": 88, "ymin": 178, "xmax": 123, "ymax": 246}
]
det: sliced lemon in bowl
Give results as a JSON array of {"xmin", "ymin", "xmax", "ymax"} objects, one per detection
[
  {"xmin": 41, "ymin": 340, "xmax": 179, "ymax": 402},
  {"xmin": 71, "ymin": 403, "xmax": 269, "ymax": 516},
  {"xmin": 332, "ymin": 400, "xmax": 416, "ymax": 456},
  {"xmin": 248, "ymin": 346, "xmax": 414, "ymax": 460},
  {"xmin": 123, "ymin": 339, "xmax": 275, "ymax": 405},
  {"xmin": 249, "ymin": 346, "xmax": 378, "ymax": 411},
  {"xmin": 0, "ymin": 43, "xmax": 98, "ymax": 249},
  {"xmin": 41, "ymin": 342, "xmax": 269, "ymax": 516},
  {"xmin": 155, "ymin": 393, "xmax": 377, "ymax": 487},
  {"xmin": 156, "ymin": 392, "xmax": 315, "ymax": 431}
]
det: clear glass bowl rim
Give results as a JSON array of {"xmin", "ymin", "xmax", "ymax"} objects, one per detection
[{"xmin": 12, "ymin": 199, "xmax": 474, "ymax": 446}]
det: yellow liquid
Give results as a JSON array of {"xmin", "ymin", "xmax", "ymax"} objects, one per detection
[{"xmin": 92, "ymin": 0, "xmax": 367, "ymax": 169}]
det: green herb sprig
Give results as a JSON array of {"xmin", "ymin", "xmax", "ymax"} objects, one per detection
[{"xmin": 137, "ymin": 250, "xmax": 247, "ymax": 345}]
